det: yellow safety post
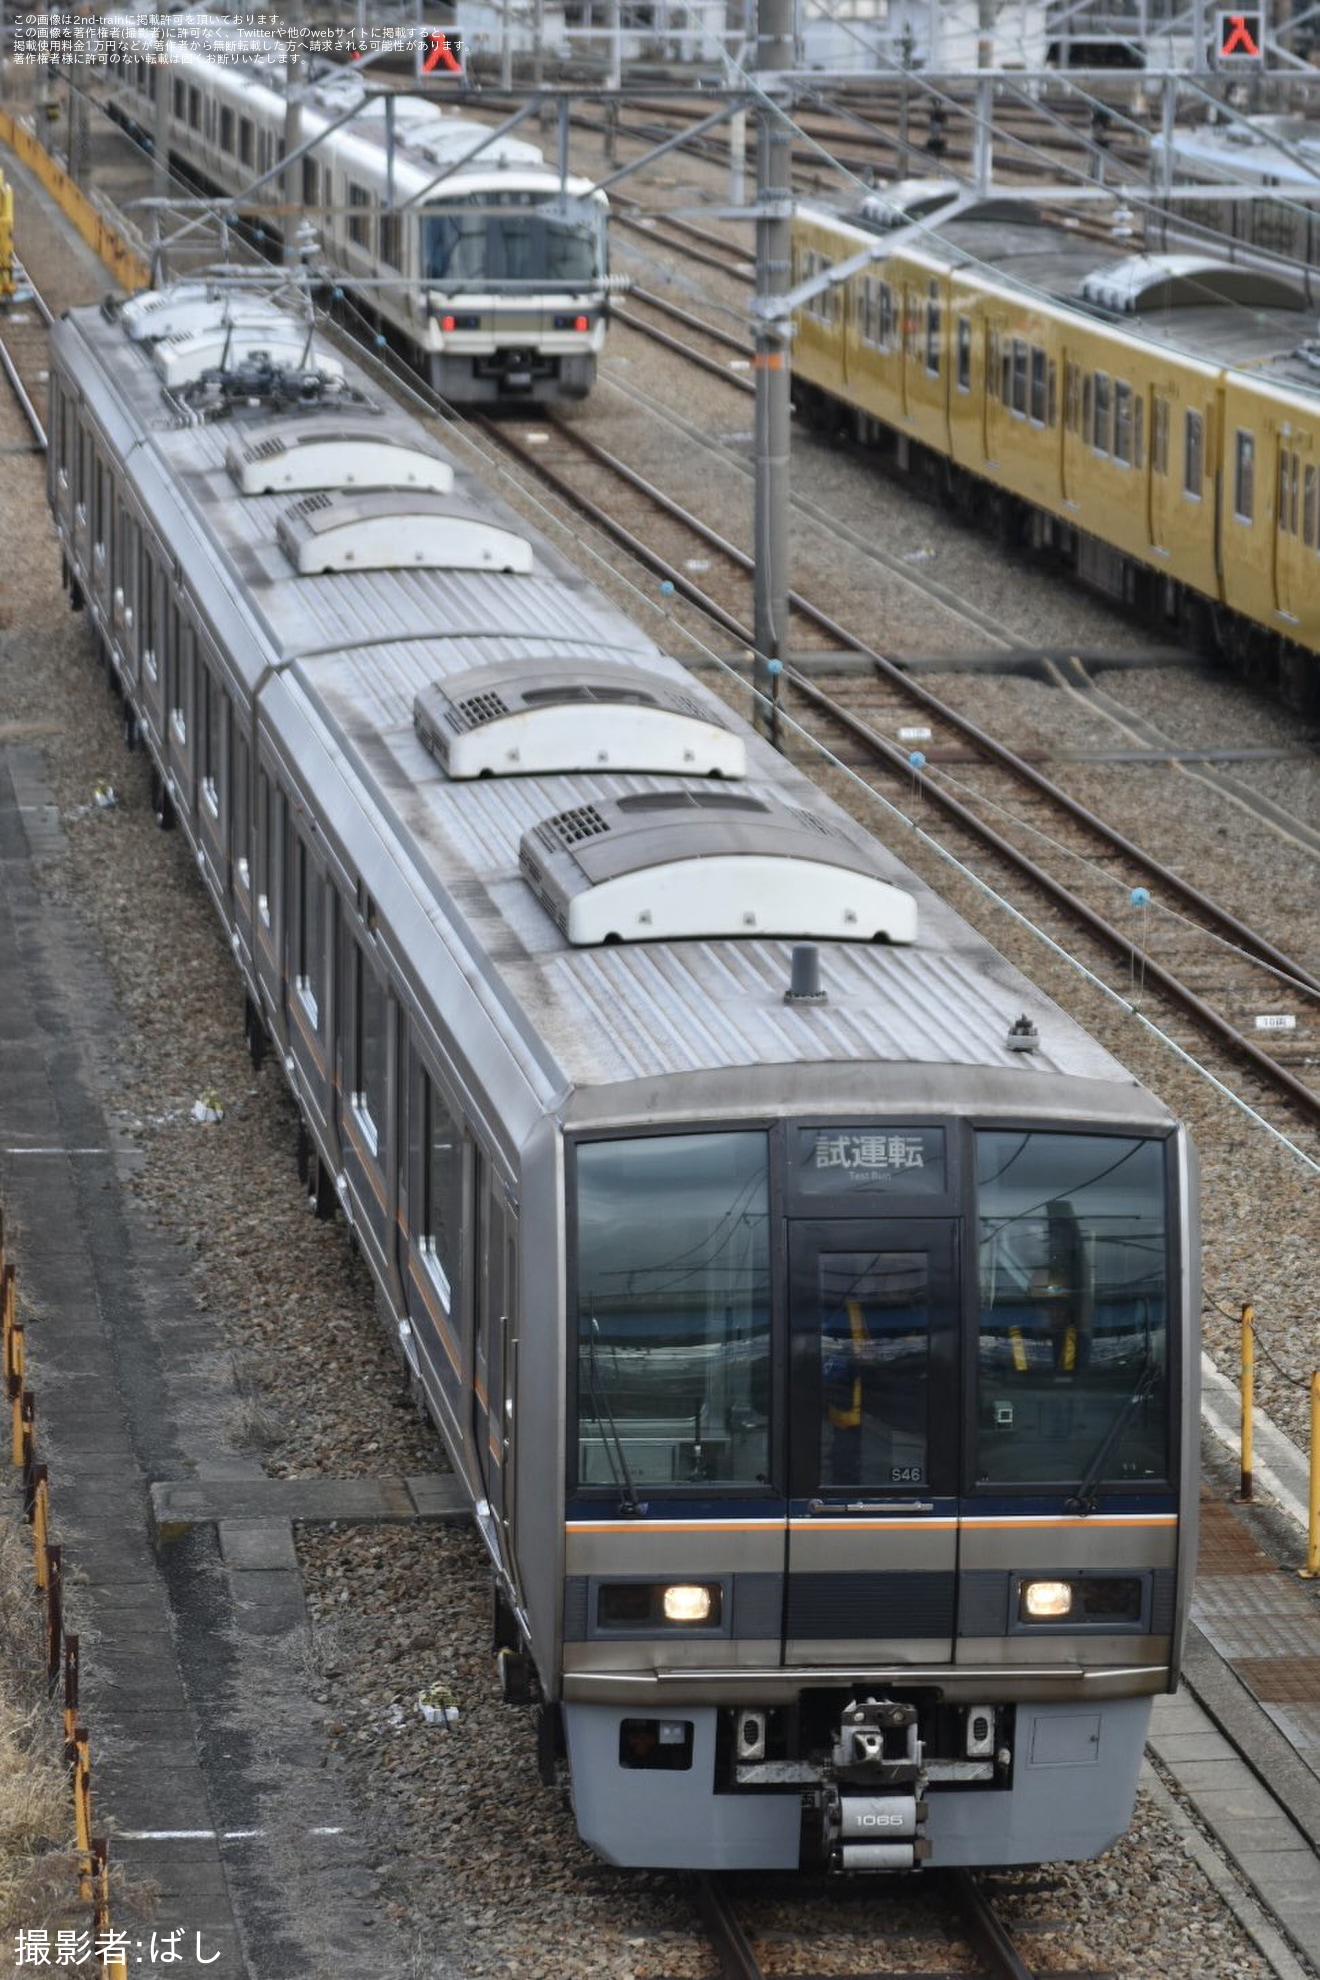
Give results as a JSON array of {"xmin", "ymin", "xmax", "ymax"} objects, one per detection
[
  {"xmin": 1238, "ymin": 1303, "xmax": 1254, "ymax": 1502},
  {"xmin": 0, "ymin": 168, "xmax": 13, "ymax": 306},
  {"xmin": 31, "ymin": 1464, "xmax": 49, "ymax": 1589},
  {"xmin": 1301, "ymin": 1373, "xmax": 1320, "ymax": 1581},
  {"xmin": 9, "ymin": 1323, "xmax": 25, "ymax": 1465}
]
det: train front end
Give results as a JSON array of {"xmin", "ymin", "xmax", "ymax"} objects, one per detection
[
  {"xmin": 549, "ymin": 1095, "xmax": 1196, "ymax": 1872},
  {"xmin": 419, "ymin": 178, "xmax": 610, "ymax": 405}
]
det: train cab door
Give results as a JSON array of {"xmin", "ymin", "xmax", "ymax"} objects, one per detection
[{"xmin": 783, "ymin": 1219, "xmax": 959, "ymax": 1666}]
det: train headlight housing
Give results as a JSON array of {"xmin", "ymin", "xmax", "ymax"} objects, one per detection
[
  {"xmin": 1021, "ymin": 1579, "xmax": 1073, "ymax": 1619},
  {"xmin": 596, "ymin": 1581, "xmax": 723, "ymax": 1629}
]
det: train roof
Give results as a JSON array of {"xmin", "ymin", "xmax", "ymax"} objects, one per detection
[
  {"xmin": 55, "ymin": 286, "xmax": 1173, "ymax": 1131},
  {"xmin": 806, "ymin": 194, "xmax": 1320, "ymax": 403}
]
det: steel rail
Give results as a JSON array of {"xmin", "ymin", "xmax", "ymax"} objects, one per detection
[
  {"xmin": 612, "ymin": 297, "xmax": 755, "ymax": 392},
  {"xmin": 945, "ymin": 1869, "xmax": 1040, "ymax": 1980},
  {"xmin": 0, "ymin": 330, "xmax": 45, "ymax": 450},
  {"xmin": 481, "ymin": 414, "xmax": 1320, "ymax": 1130},
  {"xmin": 688, "ymin": 1875, "xmax": 765, "ymax": 1980}
]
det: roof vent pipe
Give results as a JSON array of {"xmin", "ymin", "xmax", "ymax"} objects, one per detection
[{"xmin": 785, "ymin": 944, "xmax": 828, "ymax": 1005}]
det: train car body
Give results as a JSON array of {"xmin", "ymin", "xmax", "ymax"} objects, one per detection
[
  {"xmin": 1151, "ymin": 120, "xmax": 1320, "ymax": 270},
  {"xmin": 103, "ymin": 20, "xmax": 611, "ymax": 404},
  {"xmin": 48, "ymin": 278, "xmax": 1199, "ymax": 1875},
  {"xmin": 792, "ymin": 191, "xmax": 1320, "ymax": 707}
]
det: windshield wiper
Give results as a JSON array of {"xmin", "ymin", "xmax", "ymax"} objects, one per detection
[
  {"xmin": 585, "ymin": 1314, "xmax": 644, "ymax": 1518},
  {"xmin": 1064, "ymin": 1356, "xmax": 1161, "ymax": 1517}
]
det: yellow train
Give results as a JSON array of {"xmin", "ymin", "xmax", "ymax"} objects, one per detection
[
  {"xmin": 0, "ymin": 168, "xmax": 13, "ymax": 307},
  {"xmin": 791, "ymin": 188, "xmax": 1320, "ymax": 709}
]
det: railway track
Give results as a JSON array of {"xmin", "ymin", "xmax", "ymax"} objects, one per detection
[
  {"xmin": 480, "ymin": 407, "xmax": 1320, "ymax": 1143},
  {"xmin": 0, "ymin": 263, "xmax": 50, "ymax": 450},
  {"xmin": 684, "ymin": 1866, "xmax": 1115, "ymax": 1980}
]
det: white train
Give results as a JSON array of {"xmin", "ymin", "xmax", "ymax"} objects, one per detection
[{"xmin": 103, "ymin": 15, "xmax": 613, "ymax": 403}]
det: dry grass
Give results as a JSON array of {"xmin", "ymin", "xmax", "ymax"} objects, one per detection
[{"xmin": 0, "ymin": 1512, "xmax": 79, "ymax": 1944}]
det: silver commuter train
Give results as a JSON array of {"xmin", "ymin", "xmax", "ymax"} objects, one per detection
[
  {"xmin": 102, "ymin": 15, "xmax": 612, "ymax": 403},
  {"xmin": 47, "ymin": 276, "xmax": 1200, "ymax": 1874}
]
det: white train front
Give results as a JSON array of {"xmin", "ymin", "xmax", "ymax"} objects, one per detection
[{"xmin": 48, "ymin": 278, "xmax": 1199, "ymax": 1874}]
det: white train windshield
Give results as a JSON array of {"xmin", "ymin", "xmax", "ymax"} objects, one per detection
[{"xmin": 422, "ymin": 195, "xmax": 604, "ymax": 287}]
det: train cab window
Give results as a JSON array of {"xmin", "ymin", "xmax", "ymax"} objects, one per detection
[
  {"xmin": 573, "ymin": 1132, "xmax": 771, "ymax": 1491},
  {"xmin": 956, "ymin": 316, "xmax": 971, "ymax": 392},
  {"xmin": 1113, "ymin": 381, "xmax": 1133, "ymax": 465},
  {"xmin": 1234, "ymin": 431, "xmax": 1255, "ymax": 522},
  {"xmin": 353, "ymin": 948, "xmax": 387, "ymax": 1154},
  {"xmin": 924, "ymin": 285, "xmax": 940, "ymax": 375},
  {"xmin": 975, "ymin": 1131, "xmax": 1171, "ymax": 1489},
  {"xmin": 420, "ymin": 1074, "xmax": 463, "ymax": 1309},
  {"xmin": 1091, "ymin": 372, "xmax": 1111, "ymax": 454},
  {"xmin": 1152, "ymin": 395, "xmax": 1169, "ymax": 477},
  {"xmin": 1304, "ymin": 466, "xmax": 1318, "ymax": 548},
  {"xmin": 219, "ymin": 107, "xmax": 235, "ymax": 154},
  {"xmin": 1183, "ymin": 410, "xmax": 1204, "ymax": 498},
  {"xmin": 1030, "ymin": 347, "xmax": 1047, "ymax": 425},
  {"xmin": 294, "ymin": 837, "xmax": 324, "ymax": 1024}
]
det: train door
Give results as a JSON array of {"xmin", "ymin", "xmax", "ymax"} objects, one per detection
[
  {"xmin": 474, "ymin": 1163, "xmax": 518, "ymax": 1554},
  {"xmin": 1274, "ymin": 433, "xmax": 1305, "ymax": 622},
  {"xmin": 783, "ymin": 1219, "xmax": 959, "ymax": 1666}
]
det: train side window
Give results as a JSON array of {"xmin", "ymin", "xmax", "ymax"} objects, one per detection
[
  {"xmin": 93, "ymin": 457, "xmax": 110, "ymax": 567},
  {"xmin": 1183, "ymin": 410, "xmax": 1204, "ymax": 497},
  {"xmin": 171, "ymin": 624, "xmax": 193, "ymax": 746},
  {"xmin": 956, "ymin": 316, "xmax": 971, "ymax": 392},
  {"xmin": 1282, "ymin": 449, "xmax": 1300, "ymax": 534},
  {"xmin": 200, "ymin": 668, "xmax": 222, "ymax": 817},
  {"xmin": 1047, "ymin": 359, "xmax": 1057, "ymax": 428},
  {"xmin": 294, "ymin": 836, "xmax": 324, "ymax": 1026},
  {"xmin": 1133, "ymin": 394, "xmax": 1143, "ymax": 468},
  {"xmin": 1029, "ymin": 347, "xmax": 1046, "ymax": 424},
  {"xmin": 1113, "ymin": 381, "xmax": 1132, "ymax": 466},
  {"xmin": 239, "ymin": 118, "xmax": 254, "ymax": 168},
  {"xmin": 1010, "ymin": 341, "xmax": 1028, "ymax": 416},
  {"xmin": 187, "ymin": 87, "xmax": 200, "ymax": 132},
  {"xmin": 1152, "ymin": 395, "xmax": 1169, "ymax": 476},
  {"xmin": 231, "ymin": 729, "xmax": 250, "ymax": 890},
  {"xmin": 302, "ymin": 157, "xmax": 319, "ymax": 207},
  {"xmin": 219, "ymin": 107, "xmax": 234, "ymax": 154},
  {"xmin": 172, "ymin": 79, "xmax": 185, "ymax": 120},
  {"xmin": 353, "ymin": 947, "xmax": 387, "ymax": 1154},
  {"xmin": 1234, "ymin": 431, "xmax": 1255, "ymax": 523},
  {"xmin": 1063, "ymin": 360, "xmax": 1079, "ymax": 431},
  {"xmin": 139, "ymin": 547, "xmax": 157, "ymax": 680},
  {"xmin": 1081, "ymin": 374, "xmax": 1092, "ymax": 444},
  {"xmin": 380, "ymin": 212, "xmax": 402, "ymax": 269},
  {"xmin": 348, "ymin": 185, "xmax": 371, "ymax": 248},
  {"xmin": 420, "ymin": 1072, "xmax": 463, "ymax": 1310},
  {"xmin": 924, "ymin": 284, "xmax": 940, "ymax": 376},
  {"xmin": 1091, "ymin": 372, "xmax": 1111, "ymax": 454},
  {"xmin": 878, "ymin": 282, "xmax": 894, "ymax": 352},
  {"xmin": 257, "ymin": 771, "xmax": 279, "ymax": 928},
  {"xmin": 1304, "ymin": 465, "xmax": 1318, "ymax": 548}
]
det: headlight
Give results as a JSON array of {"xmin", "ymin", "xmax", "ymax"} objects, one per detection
[
  {"xmin": 661, "ymin": 1584, "xmax": 714, "ymax": 1624},
  {"xmin": 1018, "ymin": 1577, "xmax": 1144, "ymax": 1623},
  {"xmin": 597, "ymin": 1581, "xmax": 723, "ymax": 1628},
  {"xmin": 1021, "ymin": 1579, "xmax": 1073, "ymax": 1619}
]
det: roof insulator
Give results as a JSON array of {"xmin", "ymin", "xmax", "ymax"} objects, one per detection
[{"xmin": 1006, "ymin": 1014, "xmax": 1039, "ymax": 1052}]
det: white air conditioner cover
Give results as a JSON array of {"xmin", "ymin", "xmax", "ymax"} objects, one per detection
[{"xmin": 561, "ymin": 854, "xmax": 917, "ymax": 945}]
